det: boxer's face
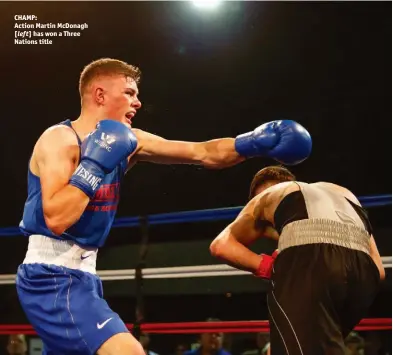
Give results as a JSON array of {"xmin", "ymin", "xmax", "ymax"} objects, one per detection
[
  {"xmin": 7, "ymin": 335, "xmax": 27, "ymax": 354},
  {"xmin": 200, "ymin": 332, "xmax": 223, "ymax": 351},
  {"xmin": 175, "ymin": 344, "xmax": 186, "ymax": 355},
  {"xmin": 99, "ymin": 75, "xmax": 142, "ymax": 127},
  {"xmin": 256, "ymin": 332, "xmax": 268, "ymax": 349}
]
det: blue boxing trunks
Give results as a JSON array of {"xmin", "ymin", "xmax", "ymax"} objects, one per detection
[{"xmin": 16, "ymin": 235, "xmax": 128, "ymax": 355}]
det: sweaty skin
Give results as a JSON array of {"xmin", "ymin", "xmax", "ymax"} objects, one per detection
[{"xmin": 212, "ymin": 181, "xmax": 385, "ymax": 280}]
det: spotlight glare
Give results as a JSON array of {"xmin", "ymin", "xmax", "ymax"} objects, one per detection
[{"xmin": 192, "ymin": 0, "xmax": 222, "ymax": 9}]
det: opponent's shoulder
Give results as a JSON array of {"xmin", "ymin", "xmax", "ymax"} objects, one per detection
[
  {"xmin": 258, "ymin": 181, "xmax": 299, "ymax": 202},
  {"xmin": 251, "ymin": 181, "xmax": 299, "ymax": 220},
  {"xmin": 315, "ymin": 181, "xmax": 360, "ymax": 205}
]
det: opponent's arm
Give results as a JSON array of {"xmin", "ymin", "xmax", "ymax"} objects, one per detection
[
  {"xmin": 37, "ymin": 127, "xmax": 91, "ymax": 235},
  {"xmin": 210, "ymin": 196, "xmax": 277, "ymax": 277},
  {"xmin": 370, "ymin": 235, "xmax": 385, "ymax": 280},
  {"xmin": 132, "ymin": 120, "xmax": 312, "ymax": 168}
]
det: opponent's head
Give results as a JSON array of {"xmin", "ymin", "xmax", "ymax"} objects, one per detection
[
  {"xmin": 249, "ymin": 165, "xmax": 296, "ymax": 199},
  {"xmin": 79, "ymin": 58, "xmax": 142, "ymax": 126}
]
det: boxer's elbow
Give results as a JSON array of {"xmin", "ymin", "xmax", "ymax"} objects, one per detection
[
  {"xmin": 210, "ymin": 237, "xmax": 228, "ymax": 259},
  {"xmin": 45, "ymin": 220, "xmax": 65, "ymax": 236},
  {"xmin": 43, "ymin": 203, "xmax": 71, "ymax": 236},
  {"xmin": 42, "ymin": 187, "xmax": 88, "ymax": 236},
  {"xmin": 44, "ymin": 213, "xmax": 67, "ymax": 236},
  {"xmin": 209, "ymin": 239, "xmax": 221, "ymax": 258}
]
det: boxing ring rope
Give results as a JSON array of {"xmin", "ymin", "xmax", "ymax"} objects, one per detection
[
  {"xmin": 0, "ymin": 194, "xmax": 391, "ymax": 284},
  {"xmin": 0, "ymin": 318, "xmax": 391, "ymax": 335},
  {"xmin": 0, "ymin": 194, "xmax": 390, "ymax": 237},
  {"xmin": 0, "ymin": 256, "xmax": 390, "ymax": 284},
  {"xmin": 0, "ymin": 194, "xmax": 390, "ymax": 338}
]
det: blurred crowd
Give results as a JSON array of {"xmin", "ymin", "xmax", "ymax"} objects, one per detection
[{"xmin": 4, "ymin": 328, "xmax": 390, "ymax": 355}]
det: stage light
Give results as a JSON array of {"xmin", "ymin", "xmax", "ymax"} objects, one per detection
[{"xmin": 192, "ymin": 0, "xmax": 222, "ymax": 10}]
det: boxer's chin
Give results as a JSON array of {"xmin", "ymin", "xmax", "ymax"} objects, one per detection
[
  {"xmin": 124, "ymin": 116, "xmax": 132, "ymax": 127},
  {"xmin": 120, "ymin": 117, "xmax": 132, "ymax": 128}
]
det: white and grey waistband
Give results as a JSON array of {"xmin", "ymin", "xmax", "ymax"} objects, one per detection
[
  {"xmin": 278, "ymin": 219, "xmax": 370, "ymax": 255},
  {"xmin": 22, "ymin": 235, "xmax": 98, "ymax": 274}
]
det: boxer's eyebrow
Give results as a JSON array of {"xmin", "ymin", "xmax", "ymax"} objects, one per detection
[{"xmin": 125, "ymin": 88, "xmax": 138, "ymax": 95}]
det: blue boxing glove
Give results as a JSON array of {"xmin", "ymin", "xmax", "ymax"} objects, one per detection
[
  {"xmin": 235, "ymin": 120, "xmax": 312, "ymax": 165},
  {"xmin": 69, "ymin": 120, "xmax": 138, "ymax": 198}
]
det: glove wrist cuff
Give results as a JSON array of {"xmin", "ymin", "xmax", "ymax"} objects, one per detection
[
  {"xmin": 254, "ymin": 254, "xmax": 274, "ymax": 279},
  {"xmin": 69, "ymin": 160, "xmax": 105, "ymax": 199},
  {"xmin": 235, "ymin": 132, "xmax": 259, "ymax": 158}
]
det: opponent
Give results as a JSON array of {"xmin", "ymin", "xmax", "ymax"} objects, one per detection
[
  {"xmin": 16, "ymin": 58, "xmax": 312, "ymax": 355},
  {"xmin": 210, "ymin": 166, "xmax": 385, "ymax": 355}
]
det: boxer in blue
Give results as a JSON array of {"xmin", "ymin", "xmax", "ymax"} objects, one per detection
[{"xmin": 16, "ymin": 58, "xmax": 312, "ymax": 355}]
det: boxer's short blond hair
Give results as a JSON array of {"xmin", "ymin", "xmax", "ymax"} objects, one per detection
[{"xmin": 79, "ymin": 58, "xmax": 141, "ymax": 97}]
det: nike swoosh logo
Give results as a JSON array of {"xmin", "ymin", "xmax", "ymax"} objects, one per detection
[
  {"xmin": 81, "ymin": 253, "xmax": 92, "ymax": 260},
  {"xmin": 335, "ymin": 211, "xmax": 357, "ymax": 225},
  {"xmin": 97, "ymin": 317, "xmax": 113, "ymax": 329}
]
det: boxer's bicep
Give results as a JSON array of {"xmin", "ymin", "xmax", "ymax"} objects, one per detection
[
  {"xmin": 228, "ymin": 198, "xmax": 266, "ymax": 245},
  {"xmin": 36, "ymin": 127, "xmax": 78, "ymax": 203},
  {"xmin": 252, "ymin": 193, "xmax": 279, "ymax": 239},
  {"xmin": 229, "ymin": 213, "xmax": 263, "ymax": 246},
  {"xmin": 35, "ymin": 128, "xmax": 89, "ymax": 235}
]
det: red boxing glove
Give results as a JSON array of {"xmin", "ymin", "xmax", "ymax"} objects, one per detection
[{"xmin": 254, "ymin": 250, "xmax": 279, "ymax": 279}]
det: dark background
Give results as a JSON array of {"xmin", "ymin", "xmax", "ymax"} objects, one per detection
[{"xmin": 0, "ymin": 2, "xmax": 391, "ymax": 352}]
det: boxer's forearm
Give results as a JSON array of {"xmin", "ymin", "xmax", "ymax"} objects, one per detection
[
  {"xmin": 210, "ymin": 233, "xmax": 262, "ymax": 273},
  {"xmin": 43, "ymin": 185, "xmax": 90, "ymax": 236},
  {"xmin": 199, "ymin": 138, "xmax": 245, "ymax": 169},
  {"xmin": 131, "ymin": 131, "xmax": 245, "ymax": 168}
]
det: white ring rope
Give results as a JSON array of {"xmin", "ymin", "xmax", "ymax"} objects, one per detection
[{"xmin": 0, "ymin": 256, "xmax": 390, "ymax": 285}]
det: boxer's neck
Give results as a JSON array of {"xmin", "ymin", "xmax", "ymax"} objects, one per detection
[{"xmin": 72, "ymin": 109, "xmax": 102, "ymax": 140}]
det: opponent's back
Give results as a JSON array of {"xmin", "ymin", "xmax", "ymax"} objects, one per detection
[
  {"xmin": 19, "ymin": 120, "xmax": 128, "ymax": 248},
  {"xmin": 270, "ymin": 181, "xmax": 373, "ymax": 257},
  {"xmin": 296, "ymin": 181, "xmax": 368, "ymax": 230}
]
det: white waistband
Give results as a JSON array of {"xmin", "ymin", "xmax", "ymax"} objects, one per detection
[
  {"xmin": 22, "ymin": 235, "xmax": 98, "ymax": 274},
  {"xmin": 279, "ymin": 219, "xmax": 370, "ymax": 255}
]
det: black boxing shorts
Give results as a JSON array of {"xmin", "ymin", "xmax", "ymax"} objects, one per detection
[{"xmin": 267, "ymin": 242, "xmax": 380, "ymax": 355}]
